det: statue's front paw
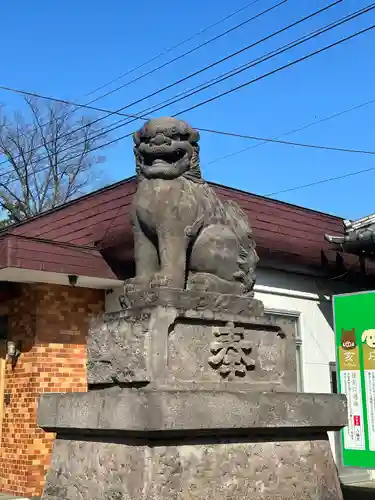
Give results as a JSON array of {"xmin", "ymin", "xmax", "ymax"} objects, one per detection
[
  {"xmin": 123, "ymin": 276, "xmax": 150, "ymax": 294},
  {"xmin": 149, "ymin": 273, "xmax": 182, "ymax": 289}
]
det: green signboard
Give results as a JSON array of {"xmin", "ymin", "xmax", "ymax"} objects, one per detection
[{"xmin": 333, "ymin": 291, "xmax": 375, "ymax": 469}]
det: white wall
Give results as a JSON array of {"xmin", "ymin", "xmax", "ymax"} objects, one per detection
[{"xmin": 255, "ymin": 267, "xmax": 354, "ymax": 394}]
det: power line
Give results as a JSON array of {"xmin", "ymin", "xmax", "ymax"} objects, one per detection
[
  {"xmin": 0, "ymin": 231, "xmax": 101, "ymax": 258},
  {"xmin": 50, "ymin": 0, "xmax": 286, "ymax": 135},
  {"xmin": 75, "ymin": 0, "xmax": 344, "ymax": 147},
  {"xmin": 0, "ymin": 10, "xmax": 373, "ymax": 193},
  {"xmin": 265, "ymin": 166, "xmax": 375, "ymax": 197},
  {"xmin": 85, "ymin": 0, "xmax": 281, "ymax": 106},
  {"xmin": 206, "ymin": 97, "xmax": 375, "ymax": 165},
  {"xmin": 84, "ymin": 0, "xmax": 266, "ymax": 100},
  {"xmin": 198, "ymin": 127, "xmax": 375, "ymax": 155},
  {"xmin": 1, "ymin": 1, "xmax": 371, "ymax": 198},
  {"xmin": 0, "ymin": 0, "xmax": 278, "ymax": 171},
  {"xmin": 0, "ymin": 86, "xmax": 144, "ymax": 122},
  {"xmin": 0, "ymin": 86, "xmax": 150, "ymax": 171},
  {"xmin": 83, "ymin": 21, "xmax": 375, "ymax": 159},
  {"xmin": 0, "ymin": 0, "xmax": 339, "ymax": 174},
  {"xmin": 80, "ymin": 1, "xmax": 374, "ymax": 154},
  {"xmin": 165, "ymin": 3, "xmax": 373, "ymax": 108},
  {"xmin": 85, "ymin": 0, "xmax": 334, "ymax": 128},
  {"xmin": 174, "ymin": 21, "xmax": 375, "ymax": 116},
  {"xmin": 0, "ymin": 1, "xmax": 267, "ymax": 169}
]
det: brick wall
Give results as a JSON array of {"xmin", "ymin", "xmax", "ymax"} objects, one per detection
[{"xmin": 0, "ymin": 283, "xmax": 104, "ymax": 497}]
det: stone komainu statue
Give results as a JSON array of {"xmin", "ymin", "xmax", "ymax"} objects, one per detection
[{"xmin": 125, "ymin": 117, "xmax": 258, "ymax": 296}]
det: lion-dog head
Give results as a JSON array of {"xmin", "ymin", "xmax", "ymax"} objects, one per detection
[{"xmin": 133, "ymin": 117, "xmax": 202, "ymax": 182}]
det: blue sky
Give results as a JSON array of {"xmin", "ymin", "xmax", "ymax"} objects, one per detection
[{"xmin": 1, "ymin": 0, "xmax": 375, "ymax": 219}]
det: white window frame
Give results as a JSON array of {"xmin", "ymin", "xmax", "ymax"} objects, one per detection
[{"xmin": 263, "ymin": 308, "xmax": 303, "ymax": 392}]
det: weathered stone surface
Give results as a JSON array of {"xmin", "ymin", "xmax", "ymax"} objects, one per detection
[
  {"xmin": 38, "ymin": 390, "xmax": 347, "ymax": 433},
  {"xmin": 87, "ymin": 289, "xmax": 295, "ymax": 391},
  {"xmin": 149, "ymin": 439, "xmax": 342, "ymax": 500},
  {"xmin": 42, "ymin": 438, "xmax": 145, "ymax": 500},
  {"xmin": 87, "ymin": 312, "xmax": 151, "ymax": 385},
  {"xmin": 42, "ymin": 437, "xmax": 343, "ymax": 500},
  {"xmin": 125, "ymin": 117, "xmax": 258, "ymax": 296},
  {"xmin": 119, "ymin": 287, "xmax": 264, "ymax": 315},
  {"xmin": 168, "ymin": 318, "xmax": 291, "ymax": 387}
]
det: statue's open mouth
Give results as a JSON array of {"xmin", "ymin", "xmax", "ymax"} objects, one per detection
[{"xmin": 141, "ymin": 146, "xmax": 187, "ymax": 167}]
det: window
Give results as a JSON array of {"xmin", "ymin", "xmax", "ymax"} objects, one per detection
[{"xmin": 263, "ymin": 311, "xmax": 303, "ymax": 392}]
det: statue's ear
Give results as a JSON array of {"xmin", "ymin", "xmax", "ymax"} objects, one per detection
[
  {"xmin": 362, "ymin": 331, "xmax": 368, "ymax": 343},
  {"xmin": 133, "ymin": 131, "xmax": 141, "ymax": 145},
  {"xmin": 189, "ymin": 128, "xmax": 200, "ymax": 143}
]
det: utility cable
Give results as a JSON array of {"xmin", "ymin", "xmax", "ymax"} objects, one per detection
[
  {"xmin": 0, "ymin": 1, "xmax": 267, "ymax": 164},
  {"xmin": 0, "ymin": 14, "xmax": 373, "ymax": 191},
  {"xmin": 0, "ymin": 0, "xmax": 288, "ymax": 170},
  {"xmin": 266, "ymin": 166, "xmax": 375, "ymax": 197},
  {"xmin": 0, "ymin": 0, "xmax": 279, "ymax": 170},
  {"xmin": 79, "ymin": 22, "xmax": 375, "ymax": 163},
  {"xmin": 0, "ymin": 0, "xmax": 374, "ymax": 182},
  {"xmin": 31, "ymin": 0, "xmax": 370, "ymax": 168},
  {"xmin": 197, "ymin": 128, "xmax": 375, "ymax": 155},
  {"xmin": 206, "ymin": 97, "xmax": 375, "ymax": 165},
  {"xmin": 84, "ymin": 0, "xmax": 266, "ymax": 100},
  {"xmin": 81, "ymin": 0, "xmax": 336, "ymax": 130},
  {"xmin": 9, "ymin": 233, "xmax": 97, "ymax": 251},
  {"xmin": 73, "ymin": 0, "xmax": 344, "ymax": 148},
  {"xmin": 0, "ymin": 0, "xmax": 338, "ymax": 172},
  {"xmin": 174, "ymin": 22, "xmax": 375, "ymax": 116},
  {"xmin": 84, "ymin": 0, "xmax": 282, "ymax": 106}
]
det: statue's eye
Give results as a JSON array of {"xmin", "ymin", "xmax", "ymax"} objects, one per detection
[
  {"xmin": 171, "ymin": 134, "xmax": 180, "ymax": 141},
  {"xmin": 179, "ymin": 134, "xmax": 190, "ymax": 141}
]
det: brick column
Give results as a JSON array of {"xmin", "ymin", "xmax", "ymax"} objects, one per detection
[{"xmin": 0, "ymin": 283, "xmax": 104, "ymax": 497}]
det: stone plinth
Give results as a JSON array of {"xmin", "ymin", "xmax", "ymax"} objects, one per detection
[
  {"xmin": 87, "ymin": 288, "xmax": 297, "ymax": 392},
  {"xmin": 38, "ymin": 289, "xmax": 346, "ymax": 500},
  {"xmin": 38, "ymin": 389, "xmax": 346, "ymax": 500}
]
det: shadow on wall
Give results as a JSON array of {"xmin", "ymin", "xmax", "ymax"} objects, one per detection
[{"xmin": 316, "ymin": 296, "xmax": 334, "ymax": 331}]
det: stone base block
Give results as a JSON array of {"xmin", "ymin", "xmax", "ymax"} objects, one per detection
[
  {"xmin": 42, "ymin": 437, "xmax": 343, "ymax": 500},
  {"xmin": 38, "ymin": 390, "xmax": 346, "ymax": 500},
  {"xmin": 38, "ymin": 389, "xmax": 347, "ymax": 433}
]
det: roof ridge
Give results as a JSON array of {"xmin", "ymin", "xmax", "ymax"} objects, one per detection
[
  {"xmin": 1, "ymin": 176, "xmax": 137, "ymax": 233},
  {"xmin": 1, "ymin": 175, "xmax": 344, "ymax": 236}
]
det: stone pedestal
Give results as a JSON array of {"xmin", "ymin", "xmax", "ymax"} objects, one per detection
[{"xmin": 38, "ymin": 289, "xmax": 346, "ymax": 500}]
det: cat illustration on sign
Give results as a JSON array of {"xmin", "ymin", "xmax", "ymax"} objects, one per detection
[{"xmin": 341, "ymin": 328, "xmax": 356, "ymax": 349}]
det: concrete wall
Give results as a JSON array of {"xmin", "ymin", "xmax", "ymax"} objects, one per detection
[{"xmin": 254, "ymin": 267, "xmax": 353, "ymax": 394}]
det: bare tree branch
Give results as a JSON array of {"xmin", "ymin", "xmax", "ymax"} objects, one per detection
[{"xmin": 0, "ymin": 96, "xmax": 109, "ymax": 225}]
